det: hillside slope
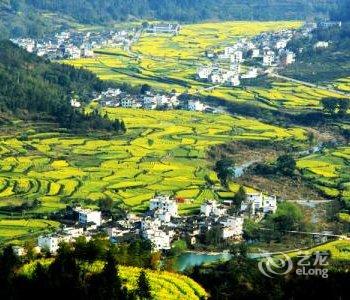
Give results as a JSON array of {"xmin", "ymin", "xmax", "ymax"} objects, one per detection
[
  {"xmin": 0, "ymin": 40, "xmax": 119, "ymax": 130},
  {"xmin": 0, "ymin": 0, "xmax": 344, "ymax": 39}
]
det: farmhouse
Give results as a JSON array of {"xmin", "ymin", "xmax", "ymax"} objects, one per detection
[
  {"xmin": 187, "ymin": 100, "xmax": 205, "ymax": 111},
  {"xmin": 241, "ymin": 67, "xmax": 258, "ymax": 79},
  {"xmin": 12, "ymin": 246, "xmax": 27, "ymax": 257},
  {"xmin": 220, "ymin": 216, "xmax": 244, "ymax": 239},
  {"xmin": 263, "ymin": 50, "xmax": 275, "ymax": 66},
  {"xmin": 314, "ymin": 41, "xmax": 329, "ymax": 49},
  {"xmin": 147, "ymin": 23, "xmax": 181, "ymax": 35},
  {"xmin": 240, "ymin": 192, "xmax": 277, "ymax": 215},
  {"xmin": 280, "ymin": 50, "xmax": 296, "ymax": 66},
  {"xmin": 230, "ymin": 50, "xmax": 244, "ymax": 63},
  {"xmin": 250, "ymin": 48, "xmax": 260, "ymax": 58},
  {"xmin": 70, "ymin": 99, "xmax": 81, "ymax": 108},
  {"xmin": 200, "ymin": 200, "xmax": 227, "ymax": 217},
  {"xmin": 73, "ymin": 207, "xmax": 102, "ymax": 226},
  {"xmin": 197, "ymin": 66, "xmax": 213, "ymax": 80}
]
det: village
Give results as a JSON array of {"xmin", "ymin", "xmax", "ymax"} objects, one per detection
[
  {"xmin": 196, "ymin": 21, "xmax": 342, "ymax": 87},
  {"xmin": 10, "ymin": 27, "xmax": 139, "ymax": 60},
  {"xmin": 93, "ymin": 88, "xmax": 216, "ymax": 112},
  {"xmin": 10, "ymin": 22, "xmax": 182, "ymax": 60},
  {"xmin": 11, "ymin": 191, "xmax": 277, "ymax": 256}
]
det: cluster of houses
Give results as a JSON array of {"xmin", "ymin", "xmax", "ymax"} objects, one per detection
[
  {"xmin": 11, "ymin": 28, "xmax": 137, "ymax": 60},
  {"xmin": 98, "ymin": 88, "xmax": 211, "ymax": 112},
  {"xmin": 11, "ymin": 190, "xmax": 278, "ymax": 255},
  {"xmin": 196, "ymin": 19, "xmax": 342, "ymax": 88}
]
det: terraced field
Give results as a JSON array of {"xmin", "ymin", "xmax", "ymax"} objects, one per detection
[
  {"xmin": 332, "ymin": 77, "xmax": 350, "ymax": 93},
  {"xmin": 66, "ymin": 21, "xmax": 301, "ymax": 93},
  {"xmin": 297, "ymin": 147, "xmax": 350, "ymax": 201},
  {"xmin": 20, "ymin": 260, "xmax": 207, "ymax": 300},
  {"xmin": 0, "ymin": 109, "xmax": 306, "ymax": 216},
  {"xmin": 285, "ymin": 239, "xmax": 350, "ymax": 261},
  {"xmin": 0, "ymin": 219, "xmax": 59, "ymax": 244},
  {"xmin": 66, "ymin": 21, "xmax": 348, "ymax": 111}
]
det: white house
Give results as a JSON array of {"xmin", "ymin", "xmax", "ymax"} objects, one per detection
[
  {"xmin": 263, "ymin": 51, "xmax": 275, "ymax": 66},
  {"xmin": 38, "ymin": 235, "xmax": 61, "ymax": 254},
  {"xmin": 120, "ymin": 97, "xmax": 138, "ymax": 108},
  {"xmin": 141, "ymin": 217, "xmax": 173, "ymax": 251},
  {"xmin": 200, "ymin": 200, "xmax": 227, "ymax": 217},
  {"xmin": 280, "ymin": 50, "xmax": 296, "ymax": 66},
  {"xmin": 250, "ymin": 48, "xmax": 260, "ymax": 58},
  {"xmin": 275, "ymin": 39, "xmax": 288, "ymax": 50},
  {"xmin": 241, "ymin": 68, "xmax": 258, "ymax": 79},
  {"xmin": 12, "ymin": 246, "xmax": 26, "ymax": 257},
  {"xmin": 197, "ymin": 67, "xmax": 212, "ymax": 80},
  {"xmin": 209, "ymin": 72, "xmax": 223, "ymax": 84},
  {"xmin": 228, "ymin": 75, "xmax": 240, "ymax": 87},
  {"xmin": 143, "ymin": 96, "xmax": 157, "ymax": 109},
  {"xmin": 220, "ymin": 216, "xmax": 244, "ymax": 239},
  {"xmin": 74, "ymin": 207, "xmax": 102, "ymax": 226},
  {"xmin": 149, "ymin": 195, "xmax": 178, "ymax": 217},
  {"xmin": 70, "ymin": 99, "xmax": 81, "ymax": 108},
  {"xmin": 240, "ymin": 192, "xmax": 277, "ymax": 215},
  {"xmin": 314, "ymin": 41, "xmax": 329, "ymax": 49},
  {"xmin": 187, "ymin": 100, "xmax": 205, "ymax": 111},
  {"xmin": 230, "ymin": 50, "xmax": 243, "ymax": 63}
]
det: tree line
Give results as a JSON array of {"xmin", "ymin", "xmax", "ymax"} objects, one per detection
[{"xmin": 0, "ymin": 0, "xmax": 344, "ymax": 39}]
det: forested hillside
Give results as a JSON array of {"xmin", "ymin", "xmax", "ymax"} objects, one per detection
[
  {"xmin": 0, "ymin": 40, "xmax": 122, "ymax": 131},
  {"xmin": 0, "ymin": 0, "xmax": 345, "ymax": 39}
]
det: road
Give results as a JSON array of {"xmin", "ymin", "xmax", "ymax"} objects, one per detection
[{"xmin": 270, "ymin": 73, "xmax": 350, "ymax": 98}]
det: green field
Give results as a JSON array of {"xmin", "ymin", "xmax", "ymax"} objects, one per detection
[
  {"xmin": 332, "ymin": 77, "xmax": 350, "ymax": 93},
  {"xmin": 0, "ymin": 109, "xmax": 306, "ymax": 218},
  {"xmin": 65, "ymin": 21, "xmax": 302, "ymax": 93},
  {"xmin": 65, "ymin": 21, "xmax": 349, "ymax": 111},
  {"xmin": 0, "ymin": 219, "xmax": 59, "ymax": 244},
  {"xmin": 20, "ymin": 260, "xmax": 207, "ymax": 300},
  {"xmin": 285, "ymin": 239, "xmax": 350, "ymax": 261},
  {"xmin": 297, "ymin": 147, "xmax": 350, "ymax": 200}
]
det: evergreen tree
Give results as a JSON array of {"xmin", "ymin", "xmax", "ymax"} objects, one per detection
[
  {"xmin": 136, "ymin": 270, "xmax": 152, "ymax": 299},
  {"xmin": 120, "ymin": 120, "xmax": 127, "ymax": 133},
  {"xmin": 233, "ymin": 186, "xmax": 246, "ymax": 210}
]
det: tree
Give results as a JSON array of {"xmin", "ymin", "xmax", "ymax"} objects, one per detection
[
  {"xmin": 276, "ymin": 154, "xmax": 296, "ymax": 176},
  {"xmin": 338, "ymin": 99, "xmax": 350, "ymax": 115},
  {"xmin": 120, "ymin": 120, "xmax": 127, "ymax": 133},
  {"xmin": 101, "ymin": 252, "xmax": 124, "ymax": 299},
  {"xmin": 214, "ymin": 158, "xmax": 235, "ymax": 186},
  {"xmin": 140, "ymin": 84, "xmax": 152, "ymax": 94},
  {"xmin": 170, "ymin": 239, "xmax": 187, "ymax": 257},
  {"xmin": 136, "ymin": 270, "xmax": 152, "ymax": 299},
  {"xmin": 269, "ymin": 202, "xmax": 305, "ymax": 232},
  {"xmin": 233, "ymin": 186, "xmax": 246, "ymax": 210},
  {"xmin": 98, "ymin": 197, "xmax": 113, "ymax": 212},
  {"xmin": 321, "ymin": 97, "xmax": 339, "ymax": 114}
]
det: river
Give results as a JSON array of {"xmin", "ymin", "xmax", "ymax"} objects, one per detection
[{"xmin": 174, "ymin": 251, "xmax": 232, "ymax": 271}]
